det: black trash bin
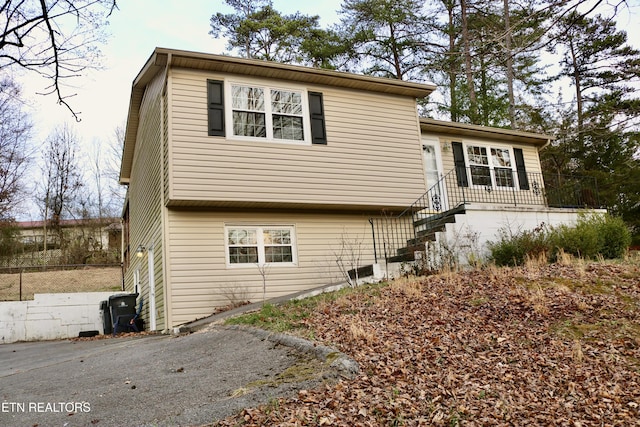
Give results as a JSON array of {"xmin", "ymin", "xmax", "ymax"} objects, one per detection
[
  {"xmin": 109, "ymin": 293, "xmax": 139, "ymax": 335},
  {"xmin": 100, "ymin": 300, "xmax": 112, "ymax": 335}
]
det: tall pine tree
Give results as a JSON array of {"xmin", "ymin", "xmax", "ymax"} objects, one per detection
[
  {"xmin": 337, "ymin": 0, "xmax": 437, "ymax": 81},
  {"xmin": 210, "ymin": 0, "xmax": 343, "ymax": 66},
  {"xmin": 543, "ymin": 12, "xmax": 640, "ymax": 233}
]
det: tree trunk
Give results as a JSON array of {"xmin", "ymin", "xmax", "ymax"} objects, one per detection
[
  {"xmin": 388, "ymin": 22, "xmax": 403, "ymax": 80},
  {"xmin": 460, "ymin": 0, "xmax": 478, "ymax": 123},
  {"xmin": 569, "ymin": 37, "xmax": 584, "ymax": 146},
  {"xmin": 479, "ymin": 37, "xmax": 489, "ymax": 126},
  {"xmin": 447, "ymin": 1, "xmax": 458, "ymax": 122},
  {"xmin": 504, "ymin": 0, "xmax": 516, "ymax": 128}
]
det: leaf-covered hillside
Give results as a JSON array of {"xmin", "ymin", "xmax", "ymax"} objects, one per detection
[{"xmin": 217, "ymin": 259, "xmax": 640, "ymax": 426}]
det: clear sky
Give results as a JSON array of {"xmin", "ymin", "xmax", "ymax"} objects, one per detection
[{"xmin": 16, "ymin": 0, "xmax": 640, "ymax": 182}]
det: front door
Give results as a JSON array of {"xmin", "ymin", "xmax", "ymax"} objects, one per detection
[{"xmin": 422, "ymin": 138, "xmax": 446, "ymax": 212}]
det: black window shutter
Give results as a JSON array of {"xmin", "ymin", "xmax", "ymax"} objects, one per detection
[
  {"xmin": 513, "ymin": 148, "xmax": 529, "ymax": 190},
  {"xmin": 207, "ymin": 80, "xmax": 225, "ymax": 137},
  {"xmin": 308, "ymin": 92, "xmax": 327, "ymax": 145},
  {"xmin": 452, "ymin": 142, "xmax": 468, "ymax": 187}
]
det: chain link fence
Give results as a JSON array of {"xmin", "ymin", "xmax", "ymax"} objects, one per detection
[{"xmin": 0, "ymin": 263, "xmax": 124, "ymax": 301}]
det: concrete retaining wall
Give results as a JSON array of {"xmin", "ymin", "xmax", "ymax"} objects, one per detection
[
  {"xmin": 437, "ymin": 206, "xmax": 607, "ymax": 263},
  {"xmin": 0, "ymin": 292, "xmax": 118, "ymax": 344},
  {"xmin": 383, "ymin": 206, "xmax": 608, "ymax": 272}
]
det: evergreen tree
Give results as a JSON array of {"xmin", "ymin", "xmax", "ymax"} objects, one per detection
[
  {"xmin": 426, "ymin": 0, "xmax": 549, "ymax": 128},
  {"xmin": 210, "ymin": 0, "xmax": 343, "ymax": 66},
  {"xmin": 543, "ymin": 13, "xmax": 640, "ymax": 234},
  {"xmin": 337, "ymin": 0, "xmax": 437, "ymax": 81},
  {"xmin": 555, "ymin": 13, "xmax": 640, "ymax": 136},
  {"xmin": 210, "ymin": 0, "xmax": 273, "ymax": 59}
]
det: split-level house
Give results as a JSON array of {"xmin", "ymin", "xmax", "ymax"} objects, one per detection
[{"xmin": 120, "ymin": 48, "xmax": 601, "ymax": 331}]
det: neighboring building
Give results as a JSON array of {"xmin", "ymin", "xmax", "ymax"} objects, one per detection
[
  {"xmin": 120, "ymin": 48, "xmax": 602, "ymax": 331},
  {"xmin": 16, "ymin": 218, "xmax": 122, "ymax": 252}
]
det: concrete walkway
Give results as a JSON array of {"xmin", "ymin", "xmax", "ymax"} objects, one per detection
[{"xmin": 177, "ymin": 280, "xmax": 351, "ymax": 333}]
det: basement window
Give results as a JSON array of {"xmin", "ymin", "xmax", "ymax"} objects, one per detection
[{"xmin": 225, "ymin": 226, "xmax": 297, "ymax": 266}]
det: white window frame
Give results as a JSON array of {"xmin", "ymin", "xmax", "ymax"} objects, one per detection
[
  {"xmin": 464, "ymin": 142, "xmax": 518, "ymax": 189},
  {"xmin": 225, "ymin": 225, "xmax": 298, "ymax": 268},
  {"xmin": 225, "ymin": 79, "xmax": 312, "ymax": 145}
]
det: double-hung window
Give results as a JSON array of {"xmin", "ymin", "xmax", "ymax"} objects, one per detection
[
  {"xmin": 208, "ymin": 79, "xmax": 327, "ymax": 144},
  {"xmin": 466, "ymin": 145, "xmax": 515, "ymax": 188},
  {"xmin": 490, "ymin": 148, "xmax": 514, "ymax": 187},
  {"xmin": 231, "ymin": 86, "xmax": 267, "ymax": 138},
  {"xmin": 226, "ymin": 226, "xmax": 296, "ymax": 266},
  {"xmin": 467, "ymin": 146, "xmax": 492, "ymax": 187},
  {"xmin": 231, "ymin": 84, "xmax": 305, "ymax": 142},
  {"xmin": 271, "ymin": 89, "xmax": 304, "ymax": 140}
]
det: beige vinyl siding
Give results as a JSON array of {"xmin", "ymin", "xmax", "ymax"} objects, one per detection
[
  {"xmin": 163, "ymin": 73, "xmax": 171, "ymax": 203},
  {"xmin": 518, "ymin": 144, "xmax": 543, "ymax": 175},
  {"xmin": 167, "ymin": 69, "xmax": 425, "ymax": 209},
  {"xmin": 165, "ymin": 209, "xmax": 375, "ymax": 327},
  {"xmin": 124, "ymin": 71, "xmax": 167, "ymax": 331}
]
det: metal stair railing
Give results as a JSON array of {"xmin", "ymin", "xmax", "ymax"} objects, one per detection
[
  {"xmin": 369, "ymin": 171, "xmax": 455, "ymax": 263},
  {"xmin": 369, "ymin": 168, "xmax": 600, "ymax": 263}
]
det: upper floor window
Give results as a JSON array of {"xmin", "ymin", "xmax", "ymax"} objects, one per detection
[
  {"xmin": 207, "ymin": 79, "xmax": 327, "ymax": 145},
  {"xmin": 231, "ymin": 85, "xmax": 304, "ymax": 141},
  {"xmin": 490, "ymin": 147, "xmax": 514, "ymax": 187}
]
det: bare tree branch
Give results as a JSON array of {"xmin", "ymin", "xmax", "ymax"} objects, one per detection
[
  {"xmin": 0, "ymin": 77, "xmax": 32, "ymax": 220},
  {"xmin": 0, "ymin": 0, "xmax": 118, "ymax": 119}
]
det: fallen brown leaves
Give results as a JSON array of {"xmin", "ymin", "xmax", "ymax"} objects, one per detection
[{"xmin": 216, "ymin": 260, "xmax": 640, "ymax": 426}]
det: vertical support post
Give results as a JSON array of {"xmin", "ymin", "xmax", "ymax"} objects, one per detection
[
  {"xmin": 19, "ymin": 268, "xmax": 23, "ymax": 301},
  {"xmin": 369, "ymin": 218, "xmax": 378, "ymax": 264},
  {"xmin": 120, "ymin": 262, "xmax": 125, "ymax": 291},
  {"xmin": 461, "ymin": 182, "xmax": 466, "ymax": 204},
  {"xmin": 383, "ymin": 242, "xmax": 388, "ymax": 280}
]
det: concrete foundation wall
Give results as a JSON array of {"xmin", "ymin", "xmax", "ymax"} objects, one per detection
[
  {"xmin": 0, "ymin": 292, "xmax": 118, "ymax": 344},
  {"xmin": 438, "ymin": 205, "xmax": 607, "ymax": 263}
]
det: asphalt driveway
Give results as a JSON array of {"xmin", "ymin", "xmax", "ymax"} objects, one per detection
[{"xmin": 0, "ymin": 325, "xmax": 354, "ymax": 426}]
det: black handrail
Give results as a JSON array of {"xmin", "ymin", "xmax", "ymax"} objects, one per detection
[{"xmin": 369, "ymin": 168, "xmax": 600, "ymax": 263}]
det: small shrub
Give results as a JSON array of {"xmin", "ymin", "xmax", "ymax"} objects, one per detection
[
  {"xmin": 491, "ymin": 214, "xmax": 630, "ymax": 267},
  {"xmin": 594, "ymin": 214, "xmax": 631, "ymax": 259},
  {"xmin": 551, "ymin": 213, "xmax": 630, "ymax": 260},
  {"xmin": 488, "ymin": 224, "xmax": 549, "ymax": 267},
  {"xmin": 61, "ymin": 239, "xmax": 92, "ymax": 264},
  {"xmin": 550, "ymin": 222, "xmax": 600, "ymax": 260}
]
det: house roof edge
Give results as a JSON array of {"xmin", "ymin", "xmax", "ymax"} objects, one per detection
[{"xmin": 420, "ymin": 118, "xmax": 554, "ymax": 147}]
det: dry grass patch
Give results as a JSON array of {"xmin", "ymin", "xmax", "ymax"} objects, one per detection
[
  {"xmin": 348, "ymin": 315, "xmax": 377, "ymax": 345},
  {"xmin": 0, "ymin": 267, "xmax": 122, "ymax": 300},
  {"xmin": 389, "ymin": 275, "xmax": 423, "ymax": 299}
]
